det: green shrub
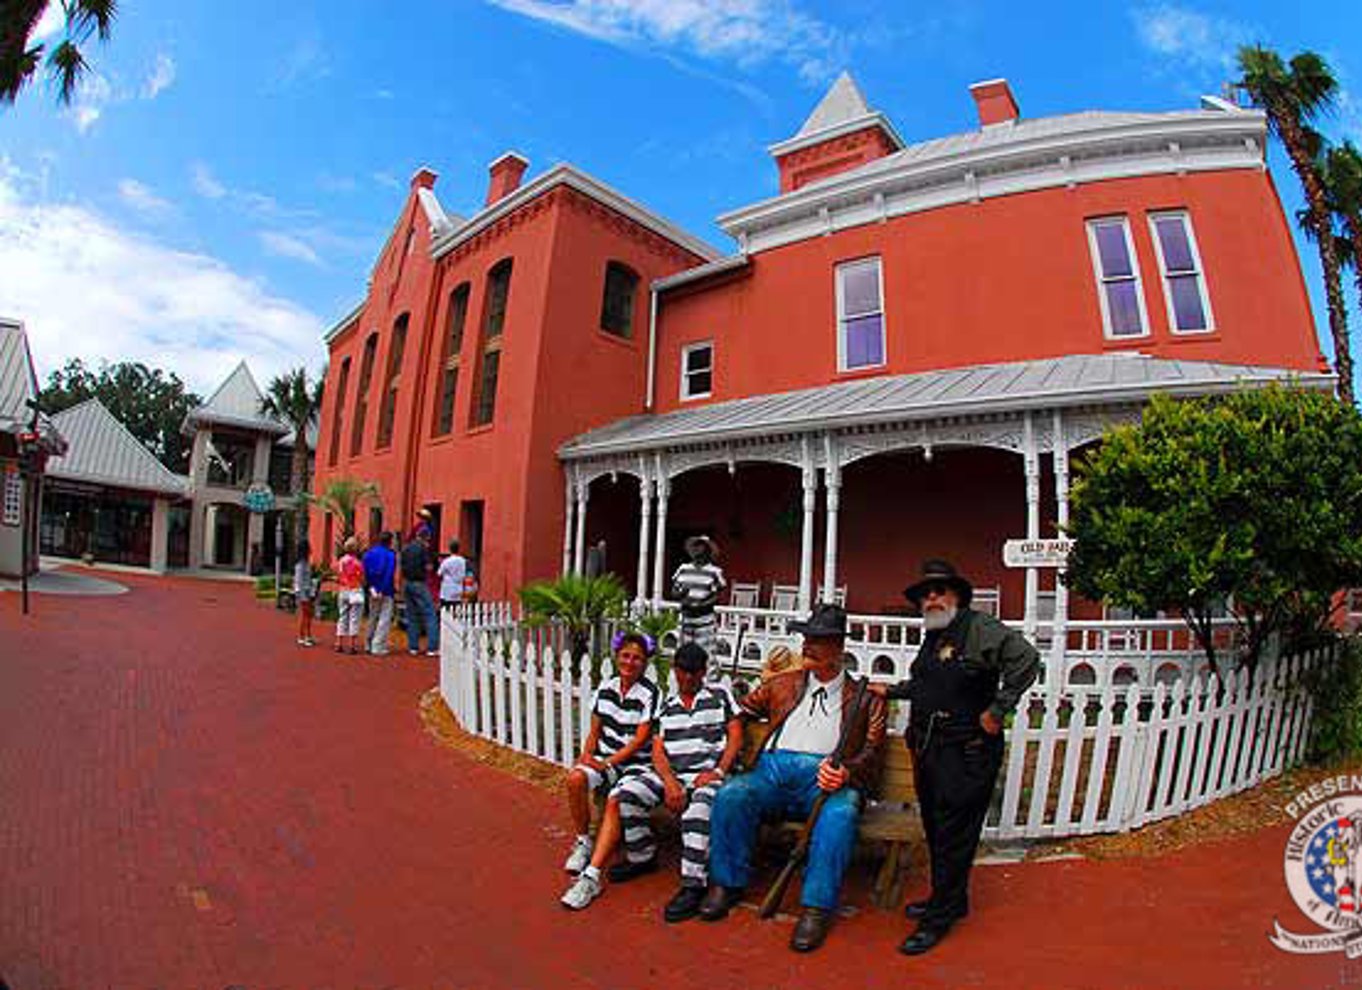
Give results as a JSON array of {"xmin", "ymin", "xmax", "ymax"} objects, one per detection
[
  {"xmin": 318, "ymin": 590, "xmax": 339, "ymax": 621},
  {"xmin": 1306, "ymin": 637, "xmax": 1362, "ymax": 764}
]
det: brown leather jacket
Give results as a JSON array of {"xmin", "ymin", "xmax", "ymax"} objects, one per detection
[{"xmin": 738, "ymin": 668, "xmax": 888, "ymax": 795}]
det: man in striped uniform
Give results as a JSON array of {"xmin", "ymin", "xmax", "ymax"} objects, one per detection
[
  {"xmin": 671, "ymin": 535, "xmax": 726, "ymax": 664},
  {"xmin": 560, "ymin": 633, "xmax": 660, "ymax": 897}
]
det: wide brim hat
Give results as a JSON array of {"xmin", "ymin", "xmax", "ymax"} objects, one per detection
[
  {"xmin": 684, "ymin": 535, "xmax": 719, "ymax": 558},
  {"xmin": 788, "ymin": 603, "xmax": 848, "ymax": 639},
  {"xmin": 903, "ymin": 558, "xmax": 973, "ymax": 607}
]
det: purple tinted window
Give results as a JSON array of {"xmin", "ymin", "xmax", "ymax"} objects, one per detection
[
  {"xmin": 841, "ymin": 261, "xmax": 881, "ymax": 315},
  {"xmin": 1104, "ymin": 282, "xmax": 1144, "ymax": 336},
  {"xmin": 845, "ymin": 315, "xmax": 884, "ymax": 367},
  {"xmin": 1168, "ymin": 275, "xmax": 1207, "ymax": 330},
  {"xmin": 1094, "ymin": 222, "xmax": 1133, "ymax": 278},
  {"xmin": 1154, "ymin": 217, "xmax": 1195, "ymax": 272}
]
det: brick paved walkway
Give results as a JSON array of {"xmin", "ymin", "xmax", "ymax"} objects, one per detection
[{"xmin": 2, "ymin": 571, "xmax": 1358, "ymax": 989}]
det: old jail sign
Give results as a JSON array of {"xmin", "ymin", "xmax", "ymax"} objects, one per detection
[{"xmin": 1002, "ymin": 538, "xmax": 1074, "ymax": 568}]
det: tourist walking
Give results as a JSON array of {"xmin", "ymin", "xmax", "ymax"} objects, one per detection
[
  {"xmin": 363, "ymin": 531, "xmax": 397, "ymax": 655},
  {"xmin": 437, "ymin": 539, "xmax": 468, "ymax": 610},
  {"xmin": 334, "ymin": 537, "xmax": 365, "ymax": 655},
  {"xmin": 400, "ymin": 530, "xmax": 439, "ymax": 656},
  {"xmin": 294, "ymin": 539, "xmax": 317, "ymax": 647}
]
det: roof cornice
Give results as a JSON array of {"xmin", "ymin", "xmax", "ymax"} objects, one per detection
[
  {"xmin": 430, "ymin": 163, "xmax": 720, "ymax": 264},
  {"xmin": 323, "ymin": 300, "xmax": 365, "ymax": 344},
  {"xmin": 767, "ymin": 111, "xmax": 906, "ymax": 158},
  {"xmin": 720, "ymin": 111, "xmax": 1268, "ymax": 254}
]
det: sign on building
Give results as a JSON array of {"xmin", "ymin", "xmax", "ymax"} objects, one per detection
[
  {"xmin": 243, "ymin": 482, "xmax": 276, "ymax": 514},
  {"xmin": 3, "ymin": 465, "xmax": 21, "ymax": 527},
  {"xmin": 1002, "ymin": 538, "xmax": 1074, "ymax": 568}
]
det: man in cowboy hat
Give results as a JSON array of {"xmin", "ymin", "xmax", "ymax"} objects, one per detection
[
  {"xmin": 700, "ymin": 602, "xmax": 887, "ymax": 952},
  {"xmin": 871, "ymin": 559, "xmax": 1039, "ymax": 956},
  {"xmin": 671, "ymin": 535, "xmax": 726, "ymax": 665}
]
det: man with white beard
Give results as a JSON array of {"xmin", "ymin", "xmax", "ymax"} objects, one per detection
[{"xmin": 871, "ymin": 559, "xmax": 1039, "ymax": 956}]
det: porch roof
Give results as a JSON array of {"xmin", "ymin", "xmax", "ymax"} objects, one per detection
[
  {"xmin": 559, "ymin": 354, "xmax": 1333, "ymax": 459},
  {"xmin": 48, "ymin": 399, "xmax": 189, "ymax": 496}
]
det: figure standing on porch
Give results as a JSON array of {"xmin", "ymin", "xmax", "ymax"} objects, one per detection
[
  {"xmin": 871, "ymin": 559, "xmax": 1039, "ymax": 957},
  {"xmin": 671, "ymin": 535, "xmax": 725, "ymax": 665}
]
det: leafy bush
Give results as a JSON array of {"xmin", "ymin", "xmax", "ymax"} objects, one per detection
[{"xmin": 1305, "ymin": 637, "xmax": 1362, "ymax": 763}]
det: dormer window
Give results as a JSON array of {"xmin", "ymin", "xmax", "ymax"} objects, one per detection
[{"xmin": 836, "ymin": 256, "xmax": 885, "ymax": 371}]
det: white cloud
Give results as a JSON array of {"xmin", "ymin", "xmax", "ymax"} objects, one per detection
[
  {"xmin": 117, "ymin": 178, "xmax": 174, "ymax": 218},
  {"xmin": 0, "ymin": 164, "xmax": 324, "ymax": 395},
  {"xmin": 486, "ymin": 0, "xmax": 847, "ymax": 83},
  {"xmin": 66, "ymin": 73, "xmax": 111, "ymax": 134},
  {"xmin": 373, "ymin": 171, "xmax": 402, "ymax": 190},
  {"xmin": 259, "ymin": 231, "xmax": 322, "ymax": 266},
  {"xmin": 143, "ymin": 54, "xmax": 176, "ymax": 99},
  {"xmin": 31, "ymin": 2, "xmax": 65, "ymax": 42},
  {"xmin": 1131, "ymin": 4, "xmax": 1251, "ymax": 75},
  {"xmin": 190, "ymin": 162, "xmax": 227, "ymax": 199}
]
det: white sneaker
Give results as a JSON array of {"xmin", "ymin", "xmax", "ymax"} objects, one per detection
[
  {"xmin": 563, "ymin": 837, "xmax": 593, "ymax": 874},
  {"xmin": 560, "ymin": 871, "xmax": 602, "ymax": 910}
]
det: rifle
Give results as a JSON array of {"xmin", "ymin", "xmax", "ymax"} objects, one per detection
[{"xmin": 758, "ymin": 674, "xmax": 871, "ymax": 919}]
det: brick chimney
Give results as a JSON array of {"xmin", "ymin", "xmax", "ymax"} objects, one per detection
[
  {"xmin": 486, "ymin": 152, "xmax": 529, "ymax": 206},
  {"xmin": 410, "ymin": 166, "xmax": 438, "ymax": 190},
  {"xmin": 969, "ymin": 79, "xmax": 1020, "ymax": 128}
]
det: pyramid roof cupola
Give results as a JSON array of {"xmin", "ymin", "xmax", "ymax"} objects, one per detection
[{"xmin": 768, "ymin": 71, "xmax": 905, "ymax": 193}]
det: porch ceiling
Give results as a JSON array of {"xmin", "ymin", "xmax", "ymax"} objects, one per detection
[{"xmin": 559, "ymin": 354, "xmax": 1333, "ymax": 460}]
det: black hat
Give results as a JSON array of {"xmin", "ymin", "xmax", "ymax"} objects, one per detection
[
  {"xmin": 788, "ymin": 602, "xmax": 848, "ymax": 639},
  {"xmin": 903, "ymin": 559, "xmax": 974, "ymax": 607},
  {"xmin": 673, "ymin": 642, "xmax": 709, "ymax": 673}
]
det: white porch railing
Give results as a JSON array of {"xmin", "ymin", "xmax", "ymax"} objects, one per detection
[{"xmin": 439, "ymin": 605, "xmax": 1329, "ymax": 841}]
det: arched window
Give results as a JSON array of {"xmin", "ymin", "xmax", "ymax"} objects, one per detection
[
  {"xmin": 599, "ymin": 261, "xmax": 639, "ymax": 338},
  {"xmin": 376, "ymin": 313, "xmax": 409, "ymax": 448},
  {"xmin": 433, "ymin": 283, "xmax": 470, "ymax": 436},
  {"xmin": 350, "ymin": 333, "xmax": 378, "ymax": 456},
  {"xmin": 328, "ymin": 357, "xmax": 350, "ymax": 466},
  {"xmin": 471, "ymin": 259, "xmax": 513, "ymax": 427}
]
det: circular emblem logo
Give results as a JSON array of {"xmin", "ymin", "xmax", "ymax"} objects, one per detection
[
  {"xmin": 242, "ymin": 482, "xmax": 275, "ymax": 514},
  {"xmin": 1272, "ymin": 793, "xmax": 1362, "ymax": 957}
]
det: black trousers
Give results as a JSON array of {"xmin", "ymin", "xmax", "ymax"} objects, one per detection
[{"xmin": 911, "ymin": 726, "xmax": 1005, "ymax": 930}]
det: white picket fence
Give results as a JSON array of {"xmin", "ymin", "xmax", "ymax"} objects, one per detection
[{"xmin": 437, "ymin": 608, "xmax": 1330, "ymax": 841}]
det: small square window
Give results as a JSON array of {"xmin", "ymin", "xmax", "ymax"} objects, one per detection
[{"xmin": 681, "ymin": 342, "xmax": 713, "ymax": 400}]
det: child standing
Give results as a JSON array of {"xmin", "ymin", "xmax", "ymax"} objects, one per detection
[
  {"xmin": 335, "ymin": 537, "xmax": 365, "ymax": 654},
  {"xmin": 294, "ymin": 539, "xmax": 317, "ymax": 647}
]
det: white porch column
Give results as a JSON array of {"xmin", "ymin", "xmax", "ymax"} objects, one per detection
[
  {"xmin": 561, "ymin": 471, "xmax": 575, "ymax": 576},
  {"xmin": 797, "ymin": 437, "xmax": 817, "ymax": 612},
  {"xmin": 573, "ymin": 479, "xmax": 589, "ymax": 575},
  {"xmin": 652, "ymin": 467, "xmax": 670, "ymax": 605},
  {"xmin": 635, "ymin": 470, "xmax": 653, "ymax": 603},
  {"xmin": 150, "ymin": 497, "xmax": 170, "ymax": 573},
  {"xmin": 1022, "ymin": 412, "xmax": 1041, "ymax": 639},
  {"xmin": 821, "ymin": 434, "xmax": 841, "ymax": 604},
  {"xmin": 1051, "ymin": 409, "xmax": 1071, "ymax": 668}
]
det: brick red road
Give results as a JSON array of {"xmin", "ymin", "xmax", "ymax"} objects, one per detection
[{"xmin": 2, "ymin": 570, "xmax": 1359, "ymax": 990}]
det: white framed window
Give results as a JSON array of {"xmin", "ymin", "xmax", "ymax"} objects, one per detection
[
  {"xmin": 1149, "ymin": 211, "xmax": 1214, "ymax": 333},
  {"xmin": 835, "ymin": 256, "xmax": 886, "ymax": 371},
  {"xmin": 680, "ymin": 341, "xmax": 713, "ymax": 400},
  {"xmin": 1086, "ymin": 217, "xmax": 1150, "ymax": 339}
]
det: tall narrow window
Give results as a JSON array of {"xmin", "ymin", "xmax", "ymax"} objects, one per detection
[
  {"xmin": 471, "ymin": 259, "xmax": 512, "ymax": 428},
  {"xmin": 1149, "ymin": 212, "xmax": 1213, "ymax": 333},
  {"xmin": 600, "ymin": 261, "xmax": 639, "ymax": 338},
  {"xmin": 350, "ymin": 334, "xmax": 378, "ymax": 456},
  {"xmin": 376, "ymin": 313, "xmax": 408, "ymax": 448},
  {"xmin": 680, "ymin": 342, "xmax": 713, "ymax": 400},
  {"xmin": 328, "ymin": 357, "xmax": 350, "ymax": 466},
  {"xmin": 1087, "ymin": 217, "xmax": 1149, "ymax": 338},
  {"xmin": 836, "ymin": 257, "xmax": 885, "ymax": 371},
  {"xmin": 433, "ymin": 283, "xmax": 470, "ymax": 436}
]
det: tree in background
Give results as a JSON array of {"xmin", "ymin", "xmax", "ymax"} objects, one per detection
[
  {"xmin": 307, "ymin": 476, "xmax": 381, "ymax": 556},
  {"xmin": 1066, "ymin": 386, "xmax": 1362, "ymax": 671},
  {"xmin": 1237, "ymin": 46, "xmax": 1353, "ymax": 404},
  {"xmin": 1, "ymin": 1, "xmax": 115, "ymax": 104},
  {"xmin": 39, "ymin": 358, "xmax": 201, "ymax": 472},
  {"xmin": 1320, "ymin": 142, "xmax": 1362, "ymax": 325},
  {"xmin": 259, "ymin": 367, "xmax": 324, "ymax": 545}
]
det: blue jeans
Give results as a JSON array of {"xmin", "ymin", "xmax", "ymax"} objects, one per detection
[
  {"xmin": 404, "ymin": 582, "xmax": 439, "ymax": 652},
  {"xmin": 708, "ymin": 751, "xmax": 863, "ymax": 910}
]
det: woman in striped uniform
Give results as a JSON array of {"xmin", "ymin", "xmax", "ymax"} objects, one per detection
[
  {"xmin": 561, "ymin": 642, "xmax": 743, "ymax": 920},
  {"xmin": 559, "ymin": 632, "xmax": 661, "ymax": 884},
  {"xmin": 671, "ymin": 536, "xmax": 726, "ymax": 663}
]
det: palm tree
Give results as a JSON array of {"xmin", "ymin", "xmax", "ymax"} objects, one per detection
[
  {"xmin": 308, "ymin": 477, "xmax": 381, "ymax": 555},
  {"xmin": 519, "ymin": 573, "xmax": 629, "ymax": 663},
  {"xmin": 1237, "ymin": 46, "xmax": 1353, "ymax": 404},
  {"xmin": 1322, "ymin": 142, "xmax": 1362, "ymax": 320},
  {"xmin": 1, "ymin": 1, "xmax": 116, "ymax": 105},
  {"xmin": 260, "ymin": 367, "xmax": 324, "ymax": 545}
]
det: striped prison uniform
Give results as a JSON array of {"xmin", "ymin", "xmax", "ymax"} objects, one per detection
[
  {"xmin": 611, "ymin": 684, "xmax": 737, "ymax": 886},
  {"xmin": 574, "ymin": 675, "xmax": 661, "ymax": 794},
  {"xmin": 671, "ymin": 562, "xmax": 726, "ymax": 662}
]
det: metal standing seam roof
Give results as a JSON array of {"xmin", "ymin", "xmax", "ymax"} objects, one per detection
[
  {"xmin": 559, "ymin": 354, "xmax": 1334, "ymax": 459},
  {"xmin": 184, "ymin": 360, "xmax": 287, "ymax": 435},
  {"xmin": 47, "ymin": 398, "xmax": 188, "ymax": 495},
  {"xmin": 0, "ymin": 319, "xmax": 39, "ymax": 433}
]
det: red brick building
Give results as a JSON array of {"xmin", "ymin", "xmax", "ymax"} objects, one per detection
[{"xmin": 312, "ymin": 74, "xmax": 1331, "ymax": 627}]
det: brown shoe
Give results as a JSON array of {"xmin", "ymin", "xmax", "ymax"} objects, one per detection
[
  {"xmin": 790, "ymin": 907, "xmax": 834, "ymax": 952},
  {"xmin": 698, "ymin": 885, "xmax": 744, "ymax": 922}
]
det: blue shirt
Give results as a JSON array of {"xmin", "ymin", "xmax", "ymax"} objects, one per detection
[{"xmin": 362, "ymin": 545, "xmax": 397, "ymax": 596}]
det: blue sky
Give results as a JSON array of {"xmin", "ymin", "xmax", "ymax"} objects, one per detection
[{"xmin": 1, "ymin": 0, "xmax": 1359, "ymax": 396}]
